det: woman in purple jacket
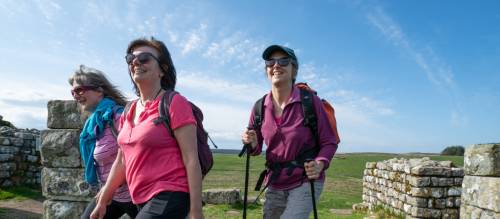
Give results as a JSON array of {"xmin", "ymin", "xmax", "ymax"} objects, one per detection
[
  {"xmin": 69, "ymin": 65, "xmax": 138, "ymax": 219},
  {"xmin": 241, "ymin": 45, "xmax": 339, "ymax": 219}
]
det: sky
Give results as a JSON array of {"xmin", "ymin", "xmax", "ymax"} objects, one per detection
[{"xmin": 0, "ymin": 0, "xmax": 499, "ymax": 153}]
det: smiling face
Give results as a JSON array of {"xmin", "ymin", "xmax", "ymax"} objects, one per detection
[
  {"xmin": 266, "ymin": 51, "xmax": 296, "ymax": 87},
  {"xmin": 71, "ymin": 82, "xmax": 103, "ymax": 112},
  {"xmin": 128, "ymin": 46, "xmax": 164, "ymax": 86}
]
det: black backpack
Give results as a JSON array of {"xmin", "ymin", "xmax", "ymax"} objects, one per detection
[{"xmin": 125, "ymin": 91, "xmax": 217, "ymax": 178}]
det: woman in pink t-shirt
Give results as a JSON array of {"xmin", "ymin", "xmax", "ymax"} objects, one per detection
[
  {"xmin": 91, "ymin": 38, "xmax": 203, "ymax": 219},
  {"xmin": 69, "ymin": 65, "xmax": 137, "ymax": 219}
]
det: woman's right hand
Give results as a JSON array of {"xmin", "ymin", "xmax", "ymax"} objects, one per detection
[
  {"xmin": 90, "ymin": 200, "xmax": 107, "ymax": 219},
  {"xmin": 241, "ymin": 129, "xmax": 257, "ymax": 149}
]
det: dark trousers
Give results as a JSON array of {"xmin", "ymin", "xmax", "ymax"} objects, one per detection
[
  {"xmin": 81, "ymin": 198, "xmax": 138, "ymax": 219},
  {"xmin": 136, "ymin": 191, "xmax": 190, "ymax": 219}
]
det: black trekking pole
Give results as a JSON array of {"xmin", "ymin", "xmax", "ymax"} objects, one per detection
[
  {"xmin": 305, "ymin": 159, "xmax": 319, "ymax": 219},
  {"xmin": 239, "ymin": 143, "xmax": 251, "ymax": 219}
]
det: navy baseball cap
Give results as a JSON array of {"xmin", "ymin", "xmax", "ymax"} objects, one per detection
[{"xmin": 262, "ymin": 45, "xmax": 298, "ymax": 68}]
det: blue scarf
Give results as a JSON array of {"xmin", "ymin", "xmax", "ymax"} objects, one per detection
[{"xmin": 79, "ymin": 97, "xmax": 123, "ymax": 185}]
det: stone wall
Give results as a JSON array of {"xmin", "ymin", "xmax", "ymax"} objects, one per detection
[
  {"xmin": 0, "ymin": 126, "xmax": 41, "ymax": 187},
  {"xmin": 460, "ymin": 143, "xmax": 499, "ymax": 218},
  {"xmin": 40, "ymin": 100, "xmax": 96, "ymax": 219},
  {"xmin": 362, "ymin": 157, "xmax": 464, "ymax": 218}
]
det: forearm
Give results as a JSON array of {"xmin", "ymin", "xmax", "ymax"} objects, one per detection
[{"xmin": 184, "ymin": 157, "xmax": 203, "ymax": 212}]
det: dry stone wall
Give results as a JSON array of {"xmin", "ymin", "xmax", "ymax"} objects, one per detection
[
  {"xmin": 362, "ymin": 157, "xmax": 463, "ymax": 218},
  {"xmin": 0, "ymin": 126, "xmax": 41, "ymax": 187},
  {"xmin": 460, "ymin": 143, "xmax": 499, "ymax": 218},
  {"xmin": 41, "ymin": 100, "xmax": 96, "ymax": 219}
]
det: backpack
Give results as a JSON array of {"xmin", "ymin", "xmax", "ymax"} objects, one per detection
[
  {"xmin": 253, "ymin": 82, "xmax": 340, "ymax": 145},
  {"xmin": 124, "ymin": 91, "xmax": 217, "ymax": 178}
]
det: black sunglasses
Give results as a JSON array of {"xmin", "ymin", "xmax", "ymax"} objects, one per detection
[
  {"xmin": 125, "ymin": 52, "xmax": 161, "ymax": 65},
  {"xmin": 265, "ymin": 58, "xmax": 292, "ymax": 67},
  {"xmin": 71, "ymin": 85, "xmax": 99, "ymax": 96}
]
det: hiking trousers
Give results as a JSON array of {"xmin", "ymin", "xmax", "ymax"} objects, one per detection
[
  {"xmin": 81, "ymin": 198, "xmax": 138, "ymax": 219},
  {"xmin": 263, "ymin": 181, "xmax": 323, "ymax": 219}
]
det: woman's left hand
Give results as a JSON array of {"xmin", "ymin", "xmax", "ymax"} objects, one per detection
[{"xmin": 304, "ymin": 160, "xmax": 324, "ymax": 180}]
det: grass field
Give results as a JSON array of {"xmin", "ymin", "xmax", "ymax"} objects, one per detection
[{"xmin": 202, "ymin": 153, "xmax": 464, "ymax": 219}]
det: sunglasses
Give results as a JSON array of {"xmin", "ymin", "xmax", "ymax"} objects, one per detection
[
  {"xmin": 265, "ymin": 58, "xmax": 292, "ymax": 67},
  {"xmin": 71, "ymin": 85, "xmax": 98, "ymax": 96},
  {"xmin": 125, "ymin": 52, "xmax": 160, "ymax": 65}
]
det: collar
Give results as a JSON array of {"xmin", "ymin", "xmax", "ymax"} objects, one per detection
[{"xmin": 263, "ymin": 86, "xmax": 301, "ymax": 108}]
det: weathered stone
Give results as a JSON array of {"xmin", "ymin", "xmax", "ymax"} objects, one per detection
[
  {"xmin": 0, "ymin": 137, "xmax": 11, "ymax": 145},
  {"xmin": 464, "ymin": 143, "xmax": 500, "ymax": 176},
  {"xmin": 202, "ymin": 188, "xmax": 240, "ymax": 205},
  {"xmin": 0, "ymin": 162, "xmax": 16, "ymax": 171},
  {"xmin": 451, "ymin": 168, "xmax": 464, "ymax": 177},
  {"xmin": 446, "ymin": 187, "xmax": 461, "ymax": 196},
  {"xmin": 410, "ymin": 207, "xmax": 441, "ymax": 218},
  {"xmin": 406, "ymin": 196, "xmax": 428, "ymax": 207},
  {"xmin": 411, "ymin": 166, "xmax": 451, "ymax": 176},
  {"xmin": 43, "ymin": 200, "xmax": 88, "ymax": 219},
  {"xmin": 461, "ymin": 175, "xmax": 500, "ymax": 212},
  {"xmin": 430, "ymin": 177, "xmax": 454, "ymax": 187},
  {"xmin": 366, "ymin": 162, "xmax": 376, "ymax": 169},
  {"xmin": 42, "ymin": 167, "xmax": 96, "ymax": 201},
  {"xmin": 40, "ymin": 129, "xmax": 81, "ymax": 168},
  {"xmin": 427, "ymin": 198, "xmax": 446, "ymax": 209},
  {"xmin": 0, "ymin": 145, "xmax": 20, "ymax": 154},
  {"xmin": 0, "ymin": 153, "xmax": 14, "ymax": 162},
  {"xmin": 408, "ymin": 176, "xmax": 430, "ymax": 187},
  {"xmin": 441, "ymin": 208, "xmax": 459, "ymax": 219},
  {"xmin": 460, "ymin": 204, "xmax": 499, "ymax": 219},
  {"xmin": 47, "ymin": 100, "xmax": 85, "ymax": 129}
]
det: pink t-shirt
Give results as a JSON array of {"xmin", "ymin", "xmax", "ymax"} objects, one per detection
[{"xmin": 117, "ymin": 93, "xmax": 196, "ymax": 204}]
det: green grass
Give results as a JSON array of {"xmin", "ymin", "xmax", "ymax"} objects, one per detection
[
  {"xmin": 202, "ymin": 153, "xmax": 464, "ymax": 218},
  {"xmin": 0, "ymin": 186, "xmax": 43, "ymax": 201}
]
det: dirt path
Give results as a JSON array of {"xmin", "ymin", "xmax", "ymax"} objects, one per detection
[{"xmin": 0, "ymin": 198, "xmax": 43, "ymax": 219}]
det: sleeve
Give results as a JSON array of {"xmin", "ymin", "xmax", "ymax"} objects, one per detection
[
  {"xmin": 312, "ymin": 95, "xmax": 338, "ymax": 170},
  {"xmin": 169, "ymin": 94, "xmax": 197, "ymax": 130}
]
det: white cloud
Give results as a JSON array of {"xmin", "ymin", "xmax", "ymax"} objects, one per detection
[{"xmin": 181, "ymin": 23, "xmax": 208, "ymax": 55}]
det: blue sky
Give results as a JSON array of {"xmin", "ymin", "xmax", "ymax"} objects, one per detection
[{"xmin": 0, "ymin": 0, "xmax": 499, "ymax": 153}]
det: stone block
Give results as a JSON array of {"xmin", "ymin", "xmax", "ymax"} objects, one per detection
[
  {"xmin": 461, "ymin": 175, "xmax": 500, "ymax": 212},
  {"xmin": 410, "ymin": 207, "xmax": 441, "ymax": 218},
  {"xmin": 40, "ymin": 129, "xmax": 81, "ymax": 168},
  {"xmin": 0, "ymin": 137, "xmax": 11, "ymax": 145},
  {"xmin": 0, "ymin": 146, "xmax": 19, "ymax": 154},
  {"xmin": 447, "ymin": 187, "xmax": 461, "ymax": 196},
  {"xmin": 460, "ymin": 204, "xmax": 499, "ymax": 219},
  {"xmin": 202, "ymin": 188, "xmax": 240, "ymax": 205},
  {"xmin": 464, "ymin": 143, "xmax": 500, "ymax": 176},
  {"xmin": 366, "ymin": 162, "xmax": 376, "ymax": 169},
  {"xmin": 0, "ymin": 162, "xmax": 16, "ymax": 171},
  {"xmin": 451, "ymin": 167, "xmax": 464, "ymax": 177},
  {"xmin": 411, "ymin": 166, "xmax": 451, "ymax": 176},
  {"xmin": 441, "ymin": 208, "xmax": 459, "ymax": 219},
  {"xmin": 0, "ymin": 154, "xmax": 14, "ymax": 162},
  {"xmin": 43, "ymin": 200, "xmax": 88, "ymax": 219},
  {"xmin": 430, "ymin": 177, "xmax": 455, "ymax": 187},
  {"xmin": 41, "ymin": 167, "xmax": 96, "ymax": 201},
  {"xmin": 427, "ymin": 198, "xmax": 446, "ymax": 209},
  {"xmin": 408, "ymin": 176, "xmax": 430, "ymax": 187},
  {"xmin": 406, "ymin": 196, "xmax": 428, "ymax": 207},
  {"xmin": 47, "ymin": 100, "xmax": 86, "ymax": 129}
]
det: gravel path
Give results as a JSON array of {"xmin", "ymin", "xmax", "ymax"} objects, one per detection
[{"xmin": 0, "ymin": 198, "xmax": 43, "ymax": 219}]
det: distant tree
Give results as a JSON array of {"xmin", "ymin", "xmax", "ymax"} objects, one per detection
[
  {"xmin": 0, "ymin": 115, "xmax": 16, "ymax": 128},
  {"xmin": 441, "ymin": 145, "xmax": 465, "ymax": 156}
]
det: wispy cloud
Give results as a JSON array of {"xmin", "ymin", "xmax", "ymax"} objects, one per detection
[
  {"xmin": 181, "ymin": 23, "xmax": 208, "ymax": 55},
  {"xmin": 366, "ymin": 6, "xmax": 465, "ymax": 126}
]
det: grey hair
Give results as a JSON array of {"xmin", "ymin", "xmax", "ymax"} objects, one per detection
[{"xmin": 68, "ymin": 65, "xmax": 128, "ymax": 106}]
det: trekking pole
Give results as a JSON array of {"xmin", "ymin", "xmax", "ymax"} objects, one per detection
[
  {"xmin": 239, "ymin": 143, "xmax": 251, "ymax": 219},
  {"xmin": 305, "ymin": 159, "xmax": 318, "ymax": 219}
]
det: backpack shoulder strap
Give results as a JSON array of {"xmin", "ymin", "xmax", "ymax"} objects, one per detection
[
  {"xmin": 299, "ymin": 88, "xmax": 319, "ymax": 147},
  {"xmin": 252, "ymin": 94, "xmax": 266, "ymax": 130},
  {"xmin": 154, "ymin": 90, "xmax": 178, "ymax": 136}
]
